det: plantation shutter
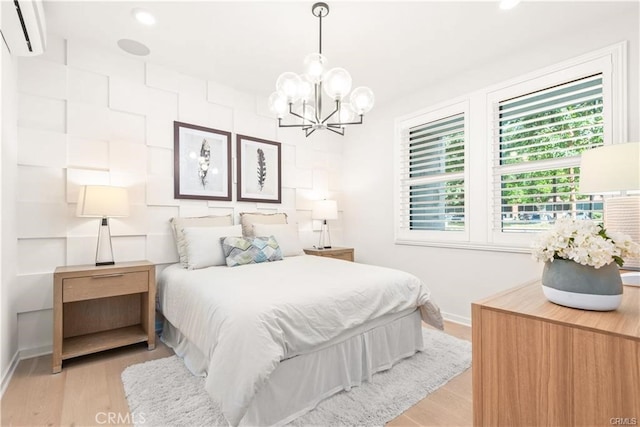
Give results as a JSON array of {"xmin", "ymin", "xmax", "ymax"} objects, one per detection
[
  {"xmin": 492, "ymin": 74, "xmax": 605, "ymax": 233},
  {"xmin": 399, "ymin": 112, "xmax": 465, "ymax": 233}
]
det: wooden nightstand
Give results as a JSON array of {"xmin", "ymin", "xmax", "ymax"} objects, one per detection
[
  {"xmin": 52, "ymin": 260, "xmax": 156, "ymax": 373},
  {"xmin": 303, "ymin": 247, "xmax": 354, "ymax": 262}
]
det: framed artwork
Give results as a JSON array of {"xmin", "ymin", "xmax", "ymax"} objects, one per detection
[
  {"xmin": 236, "ymin": 134, "xmax": 281, "ymax": 203},
  {"xmin": 174, "ymin": 121, "xmax": 232, "ymax": 201}
]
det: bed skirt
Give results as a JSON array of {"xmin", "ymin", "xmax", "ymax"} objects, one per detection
[{"xmin": 162, "ymin": 308, "xmax": 424, "ymax": 426}]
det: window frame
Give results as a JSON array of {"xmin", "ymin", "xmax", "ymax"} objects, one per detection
[
  {"xmin": 393, "ymin": 42, "xmax": 627, "ymax": 252},
  {"xmin": 487, "ymin": 55, "xmax": 619, "ymax": 248},
  {"xmin": 394, "ymin": 100, "xmax": 470, "ymax": 245}
]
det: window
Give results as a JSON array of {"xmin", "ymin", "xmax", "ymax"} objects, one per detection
[
  {"xmin": 394, "ymin": 42, "xmax": 625, "ymax": 250},
  {"xmin": 492, "ymin": 74, "xmax": 605, "ymax": 233},
  {"xmin": 395, "ymin": 102, "xmax": 468, "ymax": 243}
]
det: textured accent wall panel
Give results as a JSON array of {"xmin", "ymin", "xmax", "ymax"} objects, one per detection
[
  {"xmin": 146, "ymin": 115, "xmax": 174, "ymax": 149},
  {"xmin": 146, "ymin": 87, "xmax": 178, "ymax": 119},
  {"xmin": 67, "ymin": 137, "xmax": 109, "ymax": 169},
  {"xmin": 17, "ymin": 202, "xmax": 68, "ymax": 238},
  {"xmin": 67, "ymin": 68, "xmax": 109, "ymax": 106},
  {"xmin": 17, "ymin": 166, "xmax": 66, "ymax": 203},
  {"xmin": 14, "ymin": 273, "xmax": 53, "ymax": 313},
  {"xmin": 146, "ymin": 234, "xmax": 179, "ymax": 265},
  {"xmin": 109, "ymin": 205, "xmax": 148, "ymax": 236},
  {"xmin": 146, "ymin": 175, "xmax": 180, "ymax": 207},
  {"xmin": 67, "ymin": 39, "xmax": 145, "ymax": 83},
  {"xmin": 67, "ymin": 102, "xmax": 110, "ymax": 139},
  {"xmin": 18, "ymin": 94, "xmax": 66, "ymax": 133},
  {"xmin": 109, "ymin": 110, "xmax": 146, "ymax": 144},
  {"xmin": 17, "ymin": 239, "xmax": 66, "ymax": 275},
  {"xmin": 109, "ymin": 77, "xmax": 149, "ymax": 115},
  {"xmin": 111, "ymin": 236, "xmax": 147, "ymax": 262},
  {"xmin": 17, "ymin": 128, "xmax": 66, "ymax": 168},
  {"xmin": 178, "ymin": 95, "xmax": 233, "ymax": 130},
  {"xmin": 110, "ymin": 141, "xmax": 147, "ymax": 172},
  {"xmin": 17, "ymin": 58, "xmax": 67, "ymax": 100},
  {"xmin": 148, "ymin": 147, "xmax": 174, "ymax": 176},
  {"xmin": 234, "ymin": 110, "xmax": 277, "ymax": 140},
  {"xmin": 146, "ymin": 206, "xmax": 180, "ymax": 234}
]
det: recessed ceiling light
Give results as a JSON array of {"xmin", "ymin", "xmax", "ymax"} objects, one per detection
[
  {"xmin": 499, "ymin": 0, "xmax": 521, "ymax": 10},
  {"xmin": 132, "ymin": 8, "xmax": 156, "ymax": 26},
  {"xmin": 117, "ymin": 39, "xmax": 150, "ymax": 56}
]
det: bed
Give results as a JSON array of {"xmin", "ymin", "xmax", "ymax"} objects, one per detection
[{"xmin": 158, "ymin": 253, "xmax": 443, "ymax": 426}]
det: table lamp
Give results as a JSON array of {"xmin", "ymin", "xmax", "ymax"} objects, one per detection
[
  {"xmin": 76, "ymin": 185, "xmax": 129, "ymax": 266},
  {"xmin": 580, "ymin": 142, "xmax": 640, "ymax": 272},
  {"xmin": 312, "ymin": 199, "xmax": 338, "ymax": 249}
]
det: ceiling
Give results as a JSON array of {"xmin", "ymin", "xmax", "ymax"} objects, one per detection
[{"xmin": 44, "ymin": 1, "xmax": 637, "ymax": 106}]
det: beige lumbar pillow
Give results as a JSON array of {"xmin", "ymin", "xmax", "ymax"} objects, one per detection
[
  {"xmin": 239, "ymin": 212, "xmax": 288, "ymax": 237},
  {"xmin": 170, "ymin": 214, "xmax": 233, "ymax": 268}
]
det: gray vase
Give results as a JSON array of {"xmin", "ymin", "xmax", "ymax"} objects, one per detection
[{"xmin": 541, "ymin": 259, "xmax": 623, "ymax": 311}]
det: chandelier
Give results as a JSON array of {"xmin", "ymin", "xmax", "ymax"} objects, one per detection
[{"xmin": 268, "ymin": 2, "xmax": 375, "ymax": 137}]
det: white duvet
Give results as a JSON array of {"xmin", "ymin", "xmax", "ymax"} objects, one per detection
[{"xmin": 158, "ymin": 255, "xmax": 443, "ymax": 426}]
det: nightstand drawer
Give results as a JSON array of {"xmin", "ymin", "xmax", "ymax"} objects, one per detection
[
  {"xmin": 323, "ymin": 252, "xmax": 353, "ymax": 262},
  {"xmin": 63, "ymin": 271, "xmax": 149, "ymax": 302},
  {"xmin": 303, "ymin": 247, "xmax": 355, "ymax": 262}
]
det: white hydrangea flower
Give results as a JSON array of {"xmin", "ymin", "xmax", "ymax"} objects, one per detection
[{"xmin": 531, "ymin": 218, "xmax": 639, "ymax": 269}]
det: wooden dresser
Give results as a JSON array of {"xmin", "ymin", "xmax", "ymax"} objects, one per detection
[{"xmin": 472, "ymin": 281, "xmax": 639, "ymax": 426}]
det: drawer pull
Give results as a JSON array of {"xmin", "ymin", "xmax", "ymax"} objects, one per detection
[{"xmin": 91, "ymin": 273, "xmax": 125, "ymax": 279}]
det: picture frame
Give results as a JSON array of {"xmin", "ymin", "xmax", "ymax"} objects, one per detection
[
  {"xmin": 174, "ymin": 121, "xmax": 232, "ymax": 201},
  {"xmin": 236, "ymin": 134, "xmax": 281, "ymax": 203}
]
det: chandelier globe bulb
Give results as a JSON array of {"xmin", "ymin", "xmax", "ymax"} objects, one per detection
[
  {"xmin": 276, "ymin": 72, "xmax": 302, "ymax": 103},
  {"xmin": 298, "ymin": 75, "xmax": 314, "ymax": 102},
  {"xmin": 338, "ymin": 103, "xmax": 356, "ymax": 123},
  {"xmin": 268, "ymin": 92, "xmax": 288, "ymax": 118},
  {"xmin": 323, "ymin": 67, "xmax": 352, "ymax": 101},
  {"xmin": 304, "ymin": 53, "xmax": 328, "ymax": 84},
  {"xmin": 350, "ymin": 86, "xmax": 375, "ymax": 114}
]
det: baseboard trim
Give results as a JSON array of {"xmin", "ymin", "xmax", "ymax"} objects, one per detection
[
  {"xmin": 1, "ymin": 350, "xmax": 20, "ymax": 398},
  {"xmin": 1, "ymin": 345, "xmax": 53, "ymax": 398},
  {"xmin": 20, "ymin": 344, "xmax": 52, "ymax": 360},
  {"xmin": 442, "ymin": 311, "xmax": 471, "ymax": 327}
]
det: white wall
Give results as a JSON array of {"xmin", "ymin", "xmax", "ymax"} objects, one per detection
[
  {"xmin": 342, "ymin": 6, "xmax": 640, "ymax": 324},
  {"xmin": 1, "ymin": 19, "xmax": 19, "ymax": 393},
  {"xmin": 8, "ymin": 35, "xmax": 346, "ymax": 362}
]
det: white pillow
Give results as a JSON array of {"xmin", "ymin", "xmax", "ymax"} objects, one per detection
[
  {"xmin": 182, "ymin": 225, "xmax": 242, "ymax": 269},
  {"xmin": 253, "ymin": 223, "xmax": 304, "ymax": 257}
]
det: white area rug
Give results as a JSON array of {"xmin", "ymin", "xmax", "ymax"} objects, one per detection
[{"xmin": 122, "ymin": 328, "xmax": 471, "ymax": 426}]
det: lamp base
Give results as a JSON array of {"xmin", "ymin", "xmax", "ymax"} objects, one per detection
[
  {"xmin": 318, "ymin": 220, "xmax": 332, "ymax": 249},
  {"xmin": 96, "ymin": 217, "xmax": 115, "ymax": 266},
  {"xmin": 605, "ymin": 196, "xmax": 640, "ymax": 270},
  {"xmin": 96, "ymin": 261, "xmax": 115, "ymax": 266}
]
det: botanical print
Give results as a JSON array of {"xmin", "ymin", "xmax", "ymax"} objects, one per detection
[
  {"xmin": 174, "ymin": 121, "xmax": 231, "ymax": 201},
  {"xmin": 199, "ymin": 139, "xmax": 211, "ymax": 188},
  {"xmin": 237, "ymin": 134, "xmax": 281, "ymax": 203},
  {"xmin": 257, "ymin": 148, "xmax": 266, "ymax": 191}
]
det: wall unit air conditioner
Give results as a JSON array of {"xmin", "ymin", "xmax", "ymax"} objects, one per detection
[{"xmin": 1, "ymin": 0, "xmax": 46, "ymax": 56}]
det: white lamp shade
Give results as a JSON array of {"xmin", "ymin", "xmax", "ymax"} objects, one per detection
[
  {"xmin": 580, "ymin": 142, "xmax": 640, "ymax": 194},
  {"xmin": 76, "ymin": 185, "xmax": 129, "ymax": 217},
  {"xmin": 312, "ymin": 199, "xmax": 338, "ymax": 220}
]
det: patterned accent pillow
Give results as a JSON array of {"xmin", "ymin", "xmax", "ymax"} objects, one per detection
[{"xmin": 221, "ymin": 236, "xmax": 283, "ymax": 267}]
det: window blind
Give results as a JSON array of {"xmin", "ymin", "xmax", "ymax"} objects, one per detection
[
  {"xmin": 492, "ymin": 74, "xmax": 604, "ymax": 233},
  {"xmin": 399, "ymin": 112, "xmax": 465, "ymax": 232}
]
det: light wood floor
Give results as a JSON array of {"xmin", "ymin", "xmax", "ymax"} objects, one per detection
[{"xmin": 1, "ymin": 321, "xmax": 472, "ymax": 426}]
